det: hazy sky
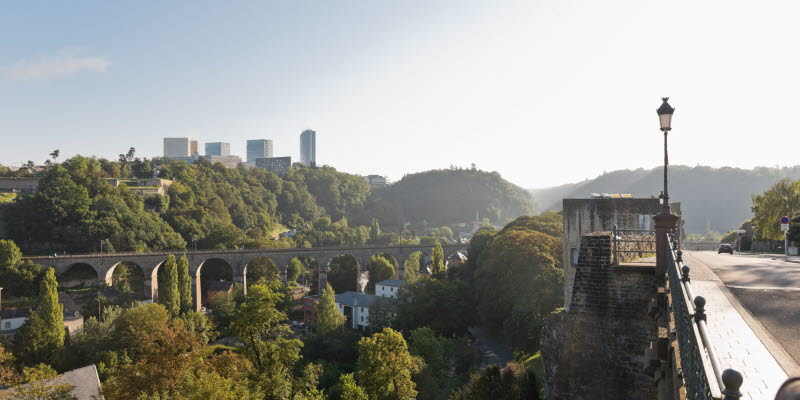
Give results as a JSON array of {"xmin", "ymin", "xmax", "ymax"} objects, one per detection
[{"xmin": 2, "ymin": 1, "xmax": 799, "ymax": 188}]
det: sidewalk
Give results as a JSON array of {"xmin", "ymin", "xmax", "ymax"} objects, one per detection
[
  {"xmin": 686, "ymin": 255, "xmax": 798, "ymax": 400},
  {"xmin": 691, "ymin": 280, "xmax": 788, "ymax": 399}
]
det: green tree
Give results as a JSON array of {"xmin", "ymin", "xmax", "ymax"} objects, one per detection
[
  {"xmin": 752, "ymin": 178, "xmax": 800, "ymax": 240},
  {"xmin": 229, "ymin": 283, "xmax": 302, "ymax": 399},
  {"xmin": 367, "ymin": 296, "xmax": 395, "ymax": 332},
  {"xmin": 474, "ymin": 223, "xmax": 562, "ymax": 351},
  {"xmin": 402, "ymin": 252, "xmax": 420, "ymax": 283},
  {"xmin": 356, "ymin": 328, "xmax": 419, "ymax": 400},
  {"xmin": 158, "ymin": 255, "xmax": 180, "ymax": 317},
  {"xmin": 370, "ymin": 218, "xmax": 381, "ymax": 242},
  {"xmin": 366, "ymin": 255, "xmax": 394, "ymax": 293},
  {"xmin": 287, "ymin": 258, "xmax": 306, "ymax": 283},
  {"xmin": 339, "ymin": 373, "xmax": 368, "ymax": 400},
  {"xmin": 326, "ymin": 255, "xmax": 359, "ymax": 293},
  {"xmin": 430, "ymin": 242, "xmax": 445, "ymax": 279},
  {"xmin": 315, "ymin": 284, "xmax": 345, "ymax": 335},
  {"xmin": 451, "ymin": 362, "xmax": 539, "ymax": 400},
  {"xmin": 177, "ymin": 254, "xmax": 193, "ymax": 314},
  {"xmin": 14, "ymin": 268, "xmax": 64, "ymax": 366},
  {"xmin": 0, "ymin": 239, "xmax": 22, "ymax": 270}
]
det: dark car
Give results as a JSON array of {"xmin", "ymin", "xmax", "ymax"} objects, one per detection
[{"xmin": 718, "ymin": 244, "xmax": 734, "ymax": 254}]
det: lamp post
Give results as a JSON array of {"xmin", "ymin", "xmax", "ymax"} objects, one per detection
[
  {"xmin": 653, "ymin": 97, "xmax": 680, "ymax": 281},
  {"xmin": 657, "ymin": 97, "xmax": 675, "ymax": 215}
]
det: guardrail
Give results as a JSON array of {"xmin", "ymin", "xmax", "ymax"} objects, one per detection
[
  {"xmin": 611, "ymin": 225, "xmax": 656, "ymax": 264},
  {"xmin": 667, "ymin": 232, "xmax": 743, "ymax": 399}
]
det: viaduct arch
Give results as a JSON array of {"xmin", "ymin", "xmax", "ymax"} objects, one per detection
[{"xmin": 26, "ymin": 244, "xmax": 468, "ymax": 311}]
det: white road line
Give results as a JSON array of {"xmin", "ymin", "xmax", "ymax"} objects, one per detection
[{"xmin": 726, "ymin": 285, "xmax": 800, "ymax": 292}]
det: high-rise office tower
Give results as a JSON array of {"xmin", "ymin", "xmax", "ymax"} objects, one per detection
[
  {"xmin": 164, "ymin": 138, "xmax": 191, "ymax": 158},
  {"xmin": 205, "ymin": 142, "xmax": 231, "ymax": 156},
  {"xmin": 300, "ymin": 129, "xmax": 316, "ymax": 166},
  {"xmin": 190, "ymin": 140, "xmax": 199, "ymax": 155},
  {"xmin": 247, "ymin": 139, "xmax": 273, "ymax": 163}
]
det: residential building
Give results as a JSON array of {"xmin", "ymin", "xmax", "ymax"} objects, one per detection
[
  {"xmin": 202, "ymin": 155, "xmax": 242, "ymax": 168},
  {"xmin": 302, "ymin": 295, "xmax": 321, "ymax": 326},
  {"xmin": 0, "ymin": 177, "xmax": 41, "ymax": 193},
  {"xmin": 364, "ymin": 175, "xmax": 389, "ymax": 188},
  {"xmin": 0, "ymin": 293, "xmax": 84, "ymax": 339},
  {"xmin": 255, "ymin": 156, "xmax": 291, "ymax": 176},
  {"xmin": 375, "ymin": 279, "xmax": 403, "ymax": 298},
  {"xmin": 247, "ymin": 139, "xmax": 274, "ymax": 163},
  {"xmin": 163, "ymin": 137, "xmax": 191, "ymax": 158},
  {"xmin": 300, "ymin": 129, "xmax": 316, "ymax": 166},
  {"xmin": 205, "ymin": 142, "xmax": 231, "ymax": 157},
  {"xmin": 190, "ymin": 140, "xmax": 199, "ymax": 155},
  {"xmin": 335, "ymin": 291, "xmax": 376, "ymax": 331},
  {"xmin": 206, "ymin": 281, "xmax": 234, "ymax": 306}
]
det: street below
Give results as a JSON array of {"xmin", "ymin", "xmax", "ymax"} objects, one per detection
[{"xmin": 684, "ymin": 251, "xmax": 800, "ymax": 365}]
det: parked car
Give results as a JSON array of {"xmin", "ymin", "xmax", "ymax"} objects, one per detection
[{"xmin": 718, "ymin": 244, "xmax": 734, "ymax": 254}]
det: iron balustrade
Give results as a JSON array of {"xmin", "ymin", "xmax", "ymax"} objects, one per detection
[
  {"xmin": 666, "ymin": 232, "xmax": 743, "ymax": 399},
  {"xmin": 611, "ymin": 225, "xmax": 656, "ymax": 264}
]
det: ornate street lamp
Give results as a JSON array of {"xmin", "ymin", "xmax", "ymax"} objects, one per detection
[{"xmin": 657, "ymin": 97, "xmax": 675, "ymax": 215}]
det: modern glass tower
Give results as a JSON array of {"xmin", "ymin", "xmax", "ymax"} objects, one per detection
[
  {"xmin": 247, "ymin": 139, "xmax": 273, "ymax": 163},
  {"xmin": 205, "ymin": 142, "xmax": 230, "ymax": 156},
  {"xmin": 300, "ymin": 129, "xmax": 316, "ymax": 166}
]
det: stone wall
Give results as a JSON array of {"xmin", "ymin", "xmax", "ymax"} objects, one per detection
[
  {"xmin": 0, "ymin": 177, "xmax": 40, "ymax": 193},
  {"xmin": 543, "ymin": 232, "xmax": 659, "ymax": 399},
  {"xmin": 562, "ymin": 198, "xmax": 661, "ymax": 311}
]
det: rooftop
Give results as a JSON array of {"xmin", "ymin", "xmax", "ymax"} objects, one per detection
[
  {"xmin": 376, "ymin": 279, "xmax": 404, "ymax": 288},
  {"xmin": 335, "ymin": 292, "xmax": 377, "ymax": 308}
]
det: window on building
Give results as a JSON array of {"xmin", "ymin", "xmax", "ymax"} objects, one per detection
[
  {"xmin": 571, "ymin": 248, "xmax": 579, "ymax": 265},
  {"xmin": 391, "ymin": 287, "xmax": 394, "ymax": 292},
  {"xmin": 3, "ymin": 322, "xmax": 9, "ymax": 329},
  {"xmin": 361, "ymin": 316, "xmax": 364, "ymax": 321}
]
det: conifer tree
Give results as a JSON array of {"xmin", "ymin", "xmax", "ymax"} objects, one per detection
[
  {"xmin": 431, "ymin": 242, "xmax": 445, "ymax": 278},
  {"xmin": 177, "ymin": 254, "xmax": 193, "ymax": 314},
  {"xmin": 369, "ymin": 218, "xmax": 381, "ymax": 242},
  {"xmin": 14, "ymin": 268, "xmax": 64, "ymax": 365},
  {"xmin": 314, "ymin": 284, "xmax": 345, "ymax": 335},
  {"xmin": 158, "ymin": 255, "xmax": 180, "ymax": 317}
]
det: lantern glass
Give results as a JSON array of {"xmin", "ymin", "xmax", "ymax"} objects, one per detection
[{"xmin": 659, "ymin": 113, "xmax": 672, "ymax": 131}]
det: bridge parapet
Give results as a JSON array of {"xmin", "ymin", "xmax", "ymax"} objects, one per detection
[{"xmin": 666, "ymin": 232, "xmax": 743, "ymax": 399}]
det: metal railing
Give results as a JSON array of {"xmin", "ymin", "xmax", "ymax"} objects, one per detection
[
  {"xmin": 611, "ymin": 225, "xmax": 656, "ymax": 264},
  {"xmin": 667, "ymin": 232, "xmax": 743, "ymax": 399}
]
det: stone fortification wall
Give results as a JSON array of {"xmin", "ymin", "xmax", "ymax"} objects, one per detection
[
  {"xmin": 0, "ymin": 177, "xmax": 40, "ymax": 193},
  {"xmin": 562, "ymin": 198, "xmax": 661, "ymax": 311},
  {"xmin": 543, "ymin": 232, "xmax": 658, "ymax": 399}
]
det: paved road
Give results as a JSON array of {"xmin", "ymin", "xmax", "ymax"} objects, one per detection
[{"xmin": 684, "ymin": 251, "xmax": 800, "ymax": 364}]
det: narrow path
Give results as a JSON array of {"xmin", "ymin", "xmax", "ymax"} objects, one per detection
[{"xmin": 467, "ymin": 327, "xmax": 513, "ymax": 367}]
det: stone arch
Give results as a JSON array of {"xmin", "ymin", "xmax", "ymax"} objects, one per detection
[
  {"xmin": 243, "ymin": 256, "xmax": 282, "ymax": 288},
  {"xmin": 287, "ymin": 255, "xmax": 317, "ymax": 287},
  {"xmin": 404, "ymin": 250, "xmax": 433, "ymax": 277},
  {"xmin": 105, "ymin": 261, "xmax": 146, "ymax": 296},
  {"xmin": 196, "ymin": 258, "xmax": 234, "ymax": 309},
  {"xmin": 325, "ymin": 254, "xmax": 361, "ymax": 293},
  {"xmin": 59, "ymin": 262, "xmax": 100, "ymax": 289}
]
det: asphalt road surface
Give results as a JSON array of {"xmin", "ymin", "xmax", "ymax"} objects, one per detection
[{"xmin": 685, "ymin": 251, "xmax": 800, "ymax": 364}]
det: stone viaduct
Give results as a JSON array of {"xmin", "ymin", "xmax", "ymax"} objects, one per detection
[{"xmin": 24, "ymin": 244, "xmax": 467, "ymax": 311}]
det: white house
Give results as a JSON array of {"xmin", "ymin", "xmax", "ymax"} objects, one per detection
[
  {"xmin": 375, "ymin": 279, "xmax": 403, "ymax": 298},
  {"xmin": 334, "ymin": 292, "xmax": 376, "ymax": 331},
  {"xmin": 0, "ymin": 309, "xmax": 30, "ymax": 335}
]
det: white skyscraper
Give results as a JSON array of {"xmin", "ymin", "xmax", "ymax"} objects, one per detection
[
  {"xmin": 247, "ymin": 139, "xmax": 274, "ymax": 163},
  {"xmin": 300, "ymin": 129, "xmax": 316, "ymax": 166},
  {"xmin": 164, "ymin": 137, "xmax": 191, "ymax": 158}
]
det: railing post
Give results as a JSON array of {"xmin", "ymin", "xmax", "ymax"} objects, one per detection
[
  {"xmin": 694, "ymin": 296, "xmax": 706, "ymax": 322},
  {"xmin": 676, "ymin": 249, "xmax": 683, "ymax": 263},
  {"xmin": 721, "ymin": 369, "xmax": 743, "ymax": 399},
  {"xmin": 612, "ymin": 224, "xmax": 618, "ymax": 264},
  {"xmin": 681, "ymin": 265, "xmax": 690, "ymax": 283}
]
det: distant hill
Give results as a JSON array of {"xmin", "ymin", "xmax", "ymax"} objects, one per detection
[
  {"xmin": 351, "ymin": 168, "xmax": 535, "ymax": 229},
  {"xmin": 530, "ymin": 165, "xmax": 800, "ymax": 233}
]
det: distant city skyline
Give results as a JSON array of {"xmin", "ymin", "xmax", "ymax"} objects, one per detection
[{"xmin": 5, "ymin": 1, "xmax": 800, "ymax": 188}]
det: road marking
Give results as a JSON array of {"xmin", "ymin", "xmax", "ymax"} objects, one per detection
[{"xmin": 726, "ymin": 285, "xmax": 800, "ymax": 292}]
